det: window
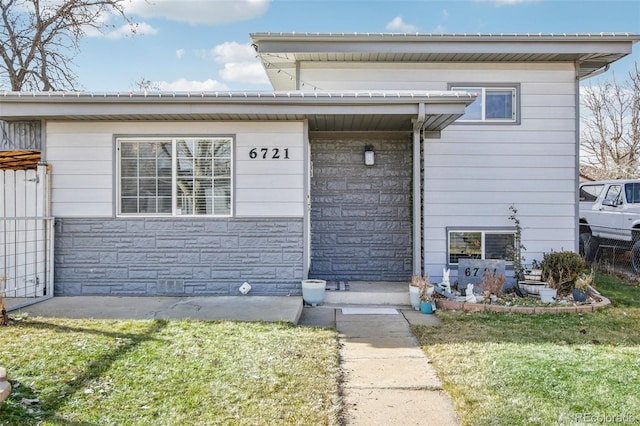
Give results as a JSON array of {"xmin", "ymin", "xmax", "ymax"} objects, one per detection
[
  {"xmin": 118, "ymin": 137, "xmax": 232, "ymax": 216},
  {"xmin": 603, "ymin": 185, "xmax": 622, "ymax": 206},
  {"xmin": 579, "ymin": 184, "xmax": 604, "ymax": 203},
  {"xmin": 625, "ymin": 183, "xmax": 640, "ymax": 204},
  {"xmin": 450, "ymin": 85, "xmax": 518, "ymax": 123},
  {"xmin": 448, "ymin": 229, "xmax": 516, "ymax": 265}
]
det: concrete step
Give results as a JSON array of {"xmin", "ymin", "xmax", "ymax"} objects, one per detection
[{"xmin": 324, "ymin": 281, "xmax": 410, "ymax": 305}]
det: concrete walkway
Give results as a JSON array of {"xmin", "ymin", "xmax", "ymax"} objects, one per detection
[
  {"xmin": 300, "ymin": 305, "xmax": 460, "ymax": 425},
  {"xmin": 11, "ymin": 295, "xmax": 303, "ymax": 323}
]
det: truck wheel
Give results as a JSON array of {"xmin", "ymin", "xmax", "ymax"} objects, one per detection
[
  {"xmin": 631, "ymin": 241, "xmax": 640, "ymax": 273},
  {"xmin": 579, "ymin": 233, "xmax": 598, "ymax": 262}
]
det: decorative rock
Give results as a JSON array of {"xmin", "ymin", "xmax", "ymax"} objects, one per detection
[{"xmin": 0, "ymin": 367, "xmax": 11, "ymax": 405}]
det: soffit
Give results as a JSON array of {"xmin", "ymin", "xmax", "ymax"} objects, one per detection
[
  {"xmin": 251, "ymin": 33, "xmax": 640, "ymax": 88},
  {"xmin": 0, "ymin": 91, "xmax": 475, "ymax": 132}
]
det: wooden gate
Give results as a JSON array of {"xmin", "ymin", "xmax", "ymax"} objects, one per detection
[{"xmin": 1, "ymin": 163, "xmax": 54, "ymax": 307}]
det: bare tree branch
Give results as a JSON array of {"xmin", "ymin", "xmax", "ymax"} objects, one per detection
[
  {"xmin": 581, "ymin": 65, "xmax": 640, "ymax": 180},
  {"xmin": 0, "ymin": 0, "xmax": 133, "ymax": 91}
]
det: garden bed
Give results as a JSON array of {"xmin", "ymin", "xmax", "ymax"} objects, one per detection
[{"xmin": 435, "ymin": 292, "xmax": 610, "ymax": 314}]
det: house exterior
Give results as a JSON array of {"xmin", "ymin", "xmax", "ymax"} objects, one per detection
[{"xmin": 1, "ymin": 33, "xmax": 638, "ymax": 296}]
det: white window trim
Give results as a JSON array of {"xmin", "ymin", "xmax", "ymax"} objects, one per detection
[
  {"xmin": 449, "ymin": 83, "xmax": 520, "ymax": 124},
  {"xmin": 447, "ymin": 228, "xmax": 516, "ymax": 266},
  {"xmin": 116, "ymin": 136, "xmax": 234, "ymax": 218}
]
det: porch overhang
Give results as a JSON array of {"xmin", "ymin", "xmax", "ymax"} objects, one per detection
[{"xmin": 0, "ymin": 90, "xmax": 476, "ymax": 133}]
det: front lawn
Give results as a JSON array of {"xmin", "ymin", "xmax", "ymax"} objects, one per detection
[
  {"xmin": 0, "ymin": 319, "xmax": 340, "ymax": 425},
  {"xmin": 412, "ymin": 273, "xmax": 640, "ymax": 425}
]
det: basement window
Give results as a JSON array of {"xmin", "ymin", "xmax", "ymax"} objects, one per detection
[
  {"xmin": 447, "ymin": 229, "xmax": 516, "ymax": 265},
  {"xmin": 117, "ymin": 137, "xmax": 232, "ymax": 216}
]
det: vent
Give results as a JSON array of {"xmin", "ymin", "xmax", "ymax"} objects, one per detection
[{"xmin": 157, "ymin": 279, "xmax": 185, "ymax": 294}]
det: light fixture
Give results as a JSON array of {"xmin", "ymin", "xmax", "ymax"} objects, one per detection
[{"xmin": 364, "ymin": 145, "xmax": 375, "ymax": 166}]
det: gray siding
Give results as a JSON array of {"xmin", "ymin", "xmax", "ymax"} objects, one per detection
[
  {"xmin": 54, "ymin": 217, "xmax": 304, "ymax": 296},
  {"xmin": 309, "ymin": 136, "xmax": 412, "ymax": 281}
]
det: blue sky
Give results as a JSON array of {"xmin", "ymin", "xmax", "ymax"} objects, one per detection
[{"xmin": 75, "ymin": 0, "xmax": 640, "ymax": 92}]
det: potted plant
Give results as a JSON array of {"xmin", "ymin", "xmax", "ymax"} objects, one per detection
[
  {"xmin": 418, "ymin": 278, "xmax": 435, "ymax": 314},
  {"xmin": 573, "ymin": 269, "xmax": 594, "ymax": 302},
  {"xmin": 523, "ymin": 260, "xmax": 542, "ymax": 281},
  {"xmin": 409, "ymin": 275, "xmax": 426, "ymax": 311},
  {"xmin": 301, "ymin": 279, "xmax": 327, "ymax": 306}
]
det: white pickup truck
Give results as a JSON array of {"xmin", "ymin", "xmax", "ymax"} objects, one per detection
[{"xmin": 579, "ymin": 179, "xmax": 640, "ymax": 272}]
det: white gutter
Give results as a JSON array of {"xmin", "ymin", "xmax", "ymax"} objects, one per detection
[{"xmin": 578, "ymin": 64, "xmax": 610, "ymax": 81}]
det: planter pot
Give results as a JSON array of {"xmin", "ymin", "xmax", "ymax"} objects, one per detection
[
  {"xmin": 572, "ymin": 288, "xmax": 589, "ymax": 302},
  {"xmin": 523, "ymin": 269, "xmax": 543, "ymax": 281},
  {"xmin": 301, "ymin": 280, "xmax": 326, "ymax": 306},
  {"xmin": 409, "ymin": 285, "xmax": 421, "ymax": 310},
  {"xmin": 539, "ymin": 287, "xmax": 557, "ymax": 304},
  {"xmin": 420, "ymin": 301, "xmax": 435, "ymax": 314},
  {"xmin": 519, "ymin": 281, "xmax": 548, "ymax": 295}
]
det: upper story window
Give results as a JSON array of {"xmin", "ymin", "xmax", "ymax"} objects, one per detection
[
  {"xmin": 449, "ymin": 84, "xmax": 519, "ymax": 124},
  {"xmin": 117, "ymin": 137, "xmax": 232, "ymax": 217}
]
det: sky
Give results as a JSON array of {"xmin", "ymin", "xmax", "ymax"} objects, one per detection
[{"xmin": 72, "ymin": 0, "xmax": 640, "ymax": 92}]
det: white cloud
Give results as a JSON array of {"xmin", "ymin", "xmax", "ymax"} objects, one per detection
[
  {"xmin": 126, "ymin": 0, "xmax": 270, "ymax": 25},
  {"xmin": 176, "ymin": 49, "xmax": 185, "ymax": 59},
  {"xmin": 157, "ymin": 78, "xmax": 229, "ymax": 91},
  {"xmin": 219, "ymin": 62, "xmax": 269, "ymax": 84},
  {"xmin": 105, "ymin": 22, "xmax": 158, "ymax": 39},
  {"xmin": 385, "ymin": 16, "xmax": 418, "ymax": 33},
  {"xmin": 442, "ymin": 9, "xmax": 449, "ymax": 19},
  {"xmin": 212, "ymin": 42, "xmax": 257, "ymax": 63},
  {"xmin": 84, "ymin": 21, "xmax": 157, "ymax": 39},
  {"xmin": 194, "ymin": 41, "xmax": 267, "ymax": 85}
]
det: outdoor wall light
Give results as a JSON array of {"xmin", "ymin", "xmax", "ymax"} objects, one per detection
[{"xmin": 364, "ymin": 145, "xmax": 375, "ymax": 166}]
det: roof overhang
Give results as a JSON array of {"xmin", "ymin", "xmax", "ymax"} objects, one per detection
[
  {"xmin": 250, "ymin": 32, "xmax": 640, "ymax": 89},
  {"xmin": 0, "ymin": 90, "xmax": 477, "ymax": 133}
]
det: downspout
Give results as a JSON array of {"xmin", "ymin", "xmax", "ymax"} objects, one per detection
[
  {"xmin": 575, "ymin": 61, "xmax": 582, "ymax": 255},
  {"xmin": 412, "ymin": 103, "xmax": 426, "ymax": 276}
]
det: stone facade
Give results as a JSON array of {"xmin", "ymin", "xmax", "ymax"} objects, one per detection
[
  {"xmin": 54, "ymin": 217, "xmax": 304, "ymax": 296},
  {"xmin": 309, "ymin": 136, "xmax": 413, "ymax": 281}
]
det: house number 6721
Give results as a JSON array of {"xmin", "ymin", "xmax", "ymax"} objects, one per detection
[{"xmin": 249, "ymin": 148, "xmax": 290, "ymax": 159}]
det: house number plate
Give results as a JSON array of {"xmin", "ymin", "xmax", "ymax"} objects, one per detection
[
  {"xmin": 457, "ymin": 259, "xmax": 506, "ymax": 288},
  {"xmin": 248, "ymin": 147, "xmax": 290, "ymax": 159}
]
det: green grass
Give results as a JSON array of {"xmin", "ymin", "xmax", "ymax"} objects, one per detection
[
  {"xmin": 412, "ymin": 273, "xmax": 640, "ymax": 426},
  {"xmin": 0, "ymin": 319, "xmax": 340, "ymax": 425}
]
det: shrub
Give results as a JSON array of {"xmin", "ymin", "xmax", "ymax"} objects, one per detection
[{"xmin": 540, "ymin": 251, "xmax": 586, "ymax": 296}]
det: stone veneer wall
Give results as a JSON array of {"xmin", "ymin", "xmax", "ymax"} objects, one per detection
[
  {"xmin": 54, "ymin": 218, "xmax": 304, "ymax": 296},
  {"xmin": 309, "ymin": 136, "xmax": 413, "ymax": 281}
]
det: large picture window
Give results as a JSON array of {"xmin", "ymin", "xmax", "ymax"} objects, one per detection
[
  {"xmin": 450, "ymin": 85, "xmax": 518, "ymax": 123},
  {"xmin": 448, "ymin": 229, "xmax": 516, "ymax": 265},
  {"xmin": 118, "ymin": 137, "xmax": 232, "ymax": 216}
]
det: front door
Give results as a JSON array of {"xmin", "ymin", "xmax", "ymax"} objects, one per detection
[{"xmin": 308, "ymin": 136, "xmax": 412, "ymax": 281}]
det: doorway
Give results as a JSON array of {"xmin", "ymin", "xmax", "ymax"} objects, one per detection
[{"xmin": 308, "ymin": 136, "xmax": 412, "ymax": 281}]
